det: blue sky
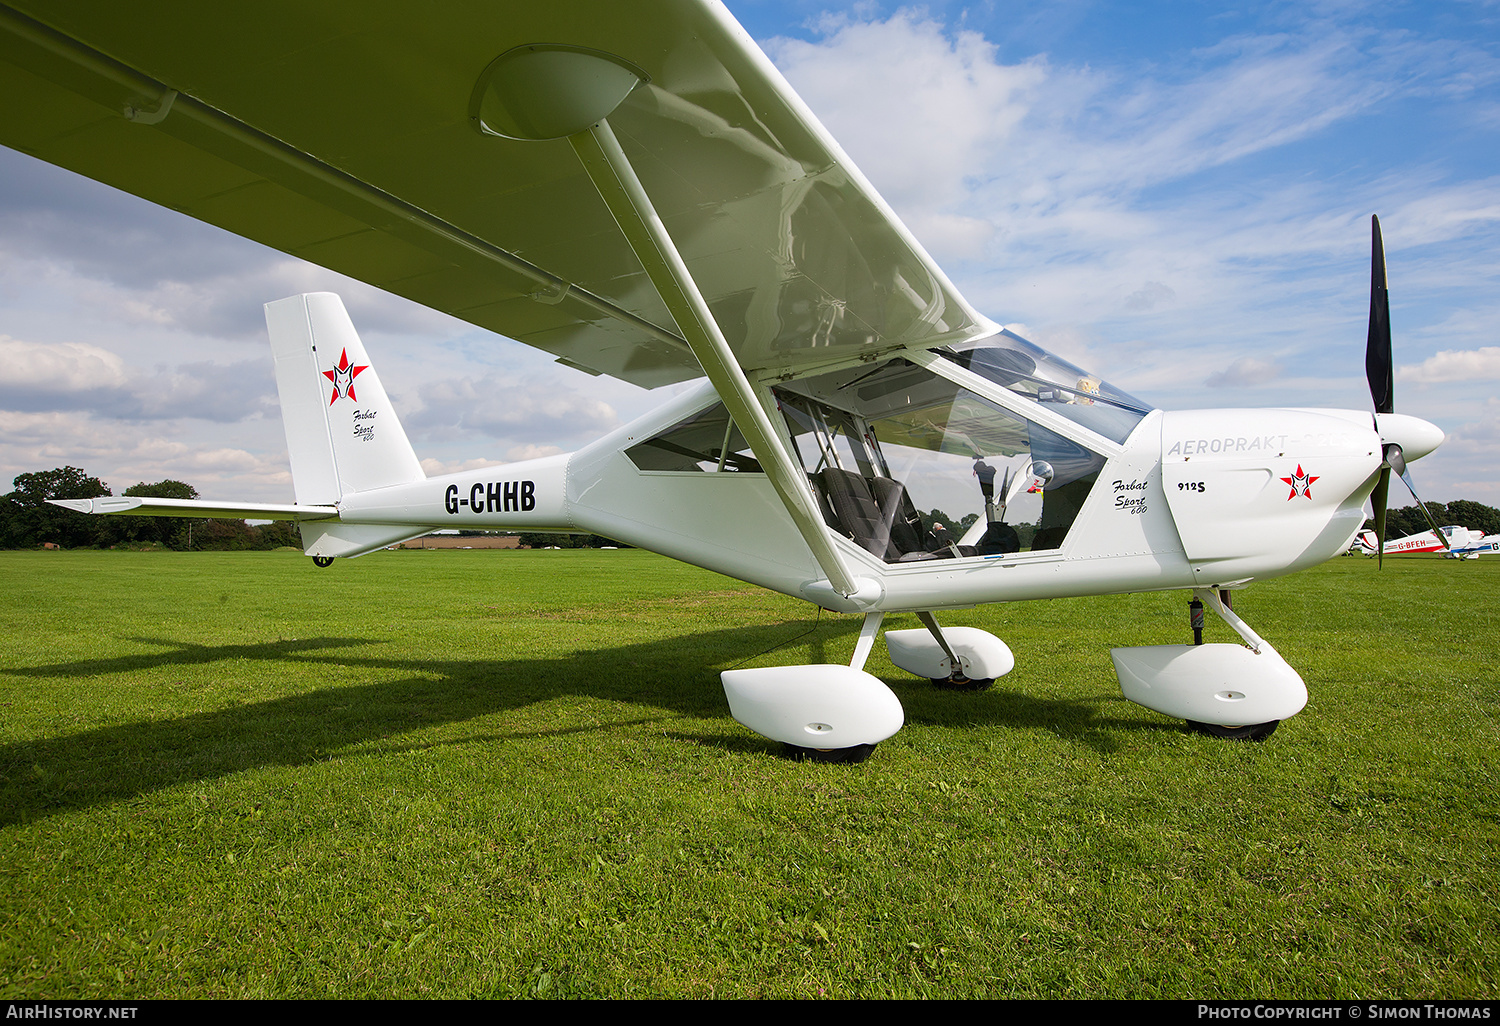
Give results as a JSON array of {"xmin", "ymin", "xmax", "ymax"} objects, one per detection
[{"xmin": 1, "ymin": 1, "xmax": 1497, "ymax": 506}]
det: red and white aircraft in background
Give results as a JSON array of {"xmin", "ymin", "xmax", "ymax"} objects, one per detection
[{"xmin": 1355, "ymin": 526, "xmax": 1498, "ymax": 559}]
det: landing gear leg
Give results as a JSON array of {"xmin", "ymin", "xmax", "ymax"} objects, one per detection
[
  {"xmin": 849, "ymin": 611, "xmax": 884, "ymax": 672},
  {"xmin": 1183, "ymin": 589, "xmax": 1280, "ymax": 740}
]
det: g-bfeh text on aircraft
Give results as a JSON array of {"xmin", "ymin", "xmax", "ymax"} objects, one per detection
[
  {"xmin": 6, "ymin": 1, "xmax": 1448, "ymax": 759},
  {"xmin": 1355, "ymin": 526, "xmax": 1498, "ymax": 559}
]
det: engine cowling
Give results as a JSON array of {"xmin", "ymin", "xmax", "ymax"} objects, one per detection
[{"xmin": 1160, "ymin": 409, "xmax": 1381, "ymax": 581}]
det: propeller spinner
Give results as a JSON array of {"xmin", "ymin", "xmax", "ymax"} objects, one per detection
[{"xmin": 1365, "ymin": 215, "xmax": 1447, "ymax": 566}]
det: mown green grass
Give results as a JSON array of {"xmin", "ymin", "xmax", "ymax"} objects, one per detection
[{"xmin": 0, "ymin": 548, "xmax": 1496, "ymax": 998}]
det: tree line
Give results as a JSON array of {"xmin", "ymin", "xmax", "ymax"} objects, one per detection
[
  {"xmin": 1, "ymin": 466, "xmax": 299, "ymax": 551},
  {"xmin": 1365, "ymin": 500, "xmax": 1500, "ymax": 539}
]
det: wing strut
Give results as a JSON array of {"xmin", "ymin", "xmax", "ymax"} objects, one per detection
[{"xmin": 569, "ymin": 119, "xmax": 860, "ymax": 598}]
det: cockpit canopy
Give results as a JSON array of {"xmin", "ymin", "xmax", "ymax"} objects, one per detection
[
  {"xmin": 627, "ymin": 329, "xmax": 1150, "ymax": 564},
  {"xmin": 941, "ymin": 329, "xmax": 1153, "ymax": 444}
]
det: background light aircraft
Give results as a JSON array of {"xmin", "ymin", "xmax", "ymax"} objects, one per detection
[
  {"xmin": 1362, "ymin": 525, "xmax": 1488, "ymax": 558},
  {"xmin": 1434, "ymin": 530, "xmax": 1499, "ymax": 559},
  {"xmin": 2, "ymin": 1, "xmax": 1448, "ymax": 759},
  {"xmin": 1463, "ymin": 536, "xmax": 1500, "ymax": 557}
]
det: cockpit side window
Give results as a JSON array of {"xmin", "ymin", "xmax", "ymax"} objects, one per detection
[
  {"xmin": 625, "ymin": 402, "xmax": 762, "ymax": 473},
  {"xmin": 774, "ymin": 359, "xmax": 1105, "ymax": 563}
]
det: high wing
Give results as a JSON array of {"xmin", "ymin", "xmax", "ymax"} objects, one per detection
[{"xmin": 0, "ymin": 0, "xmax": 993, "ymax": 387}]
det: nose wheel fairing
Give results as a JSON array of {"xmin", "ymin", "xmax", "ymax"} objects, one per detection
[
  {"xmin": 1112, "ymin": 587, "xmax": 1307, "ymax": 731},
  {"xmin": 1112, "ymin": 643, "xmax": 1307, "ymax": 726}
]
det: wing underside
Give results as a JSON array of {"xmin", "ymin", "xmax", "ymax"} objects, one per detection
[{"xmin": 0, "ymin": 0, "xmax": 992, "ymax": 387}]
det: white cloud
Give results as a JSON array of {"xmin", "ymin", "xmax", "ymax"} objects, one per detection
[
  {"xmin": 0, "ymin": 336, "xmax": 127, "ymax": 391},
  {"xmin": 762, "ymin": 9, "xmax": 1494, "ymax": 358},
  {"xmin": 406, "ymin": 373, "xmax": 619, "ymax": 444},
  {"xmin": 0, "ymin": 410, "xmax": 290, "ymax": 499},
  {"xmin": 505, "ymin": 444, "xmax": 566, "ymax": 462},
  {"xmin": 766, "ymin": 12, "xmax": 1044, "ymax": 262},
  {"xmin": 1442, "ymin": 400, "xmax": 1500, "ymax": 453},
  {"xmin": 1123, "ymin": 282, "xmax": 1176, "ymax": 312},
  {"xmin": 1206, "ymin": 356, "xmax": 1285, "ymax": 388},
  {"xmin": 1385, "ymin": 179, "xmax": 1500, "ymax": 252},
  {"xmin": 0, "ymin": 335, "xmax": 274, "ymax": 422},
  {"xmin": 1398, "ymin": 347, "xmax": 1500, "ymax": 383}
]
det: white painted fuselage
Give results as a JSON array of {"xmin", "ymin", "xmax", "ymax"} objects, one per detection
[{"xmin": 332, "ymin": 377, "xmax": 1385, "ymax": 614}]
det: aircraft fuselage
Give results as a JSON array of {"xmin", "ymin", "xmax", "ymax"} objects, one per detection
[{"xmin": 331, "ymin": 379, "xmax": 1387, "ymax": 615}]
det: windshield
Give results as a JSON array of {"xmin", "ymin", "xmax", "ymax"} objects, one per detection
[
  {"xmin": 941, "ymin": 329, "xmax": 1153, "ymax": 443},
  {"xmin": 773, "ymin": 358, "xmax": 1106, "ymax": 562}
]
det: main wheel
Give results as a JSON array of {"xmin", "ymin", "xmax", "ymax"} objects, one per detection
[
  {"xmin": 782, "ymin": 743, "xmax": 877, "ymax": 764},
  {"xmin": 931, "ymin": 674, "xmax": 995, "ymax": 692},
  {"xmin": 312, "ymin": 556, "xmax": 334, "ymax": 568},
  {"xmin": 1186, "ymin": 719, "xmax": 1280, "ymax": 741}
]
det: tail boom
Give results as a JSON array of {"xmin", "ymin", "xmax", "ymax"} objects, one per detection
[
  {"xmin": 305, "ymin": 453, "xmax": 575, "ymax": 557},
  {"xmin": 336, "ymin": 453, "xmax": 573, "ymax": 530}
]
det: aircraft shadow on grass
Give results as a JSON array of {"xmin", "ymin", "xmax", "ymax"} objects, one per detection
[{"xmin": 0, "ymin": 619, "xmax": 1156, "ymax": 825}]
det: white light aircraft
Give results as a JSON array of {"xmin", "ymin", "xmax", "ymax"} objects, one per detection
[
  {"xmin": 1462, "ymin": 536, "xmax": 1500, "ymax": 557},
  {"xmin": 4, "ymin": 1, "xmax": 1448, "ymax": 759}
]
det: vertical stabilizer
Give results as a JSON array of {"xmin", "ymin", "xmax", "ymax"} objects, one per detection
[{"xmin": 265, "ymin": 293, "xmax": 424, "ymax": 505}]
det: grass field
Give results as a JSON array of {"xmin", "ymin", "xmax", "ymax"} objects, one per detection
[{"xmin": 0, "ymin": 548, "xmax": 1496, "ymax": 998}]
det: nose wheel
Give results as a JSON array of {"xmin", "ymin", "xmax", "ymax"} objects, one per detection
[
  {"xmin": 1112, "ymin": 589, "xmax": 1307, "ymax": 734},
  {"xmin": 782, "ymin": 743, "xmax": 877, "ymax": 764},
  {"xmin": 1186, "ymin": 719, "xmax": 1280, "ymax": 741},
  {"xmin": 1184, "ymin": 592, "xmax": 1278, "ymax": 741}
]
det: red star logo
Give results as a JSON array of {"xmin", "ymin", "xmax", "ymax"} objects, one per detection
[
  {"xmin": 322, "ymin": 348, "xmax": 369, "ymax": 405},
  {"xmin": 1279, "ymin": 464, "xmax": 1319, "ymax": 500}
]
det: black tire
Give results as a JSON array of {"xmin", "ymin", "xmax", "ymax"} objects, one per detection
[
  {"xmin": 931, "ymin": 674, "xmax": 995, "ymax": 692},
  {"xmin": 312, "ymin": 556, "xmax": 334, "ymax": 568},
  {"xmin": 1185, "ymin": 719, "xmax": 1280, "ymax": 741},
  {"xmin": 781, "ymin": 743, "xmax": 877, "ymax": 764}
]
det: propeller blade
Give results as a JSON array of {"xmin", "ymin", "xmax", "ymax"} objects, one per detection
[
  {"xmin": 1362, "ymin": 217, "xmax": 1446, "ymax": 563},
  {"xmin": 1372, "ymin": 465, "xmax": 1389, "ymax": 569},
  {"xmin": 1366, "ymin": 215, "xmax": 1394, "ymax": 415},
  {"xmin": 1384, "ymin": 442, "xmax": 1449, "ymax": 550}
]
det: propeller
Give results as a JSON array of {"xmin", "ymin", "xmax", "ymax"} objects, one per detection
[{"xmin": 1365, "ymin": 214, "xmax": 1447, "ymax": 566}]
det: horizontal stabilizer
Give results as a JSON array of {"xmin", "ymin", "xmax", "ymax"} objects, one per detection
[{"xmin": 48, "ymin": 497, "xmax": 338, "ymax": 521}]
